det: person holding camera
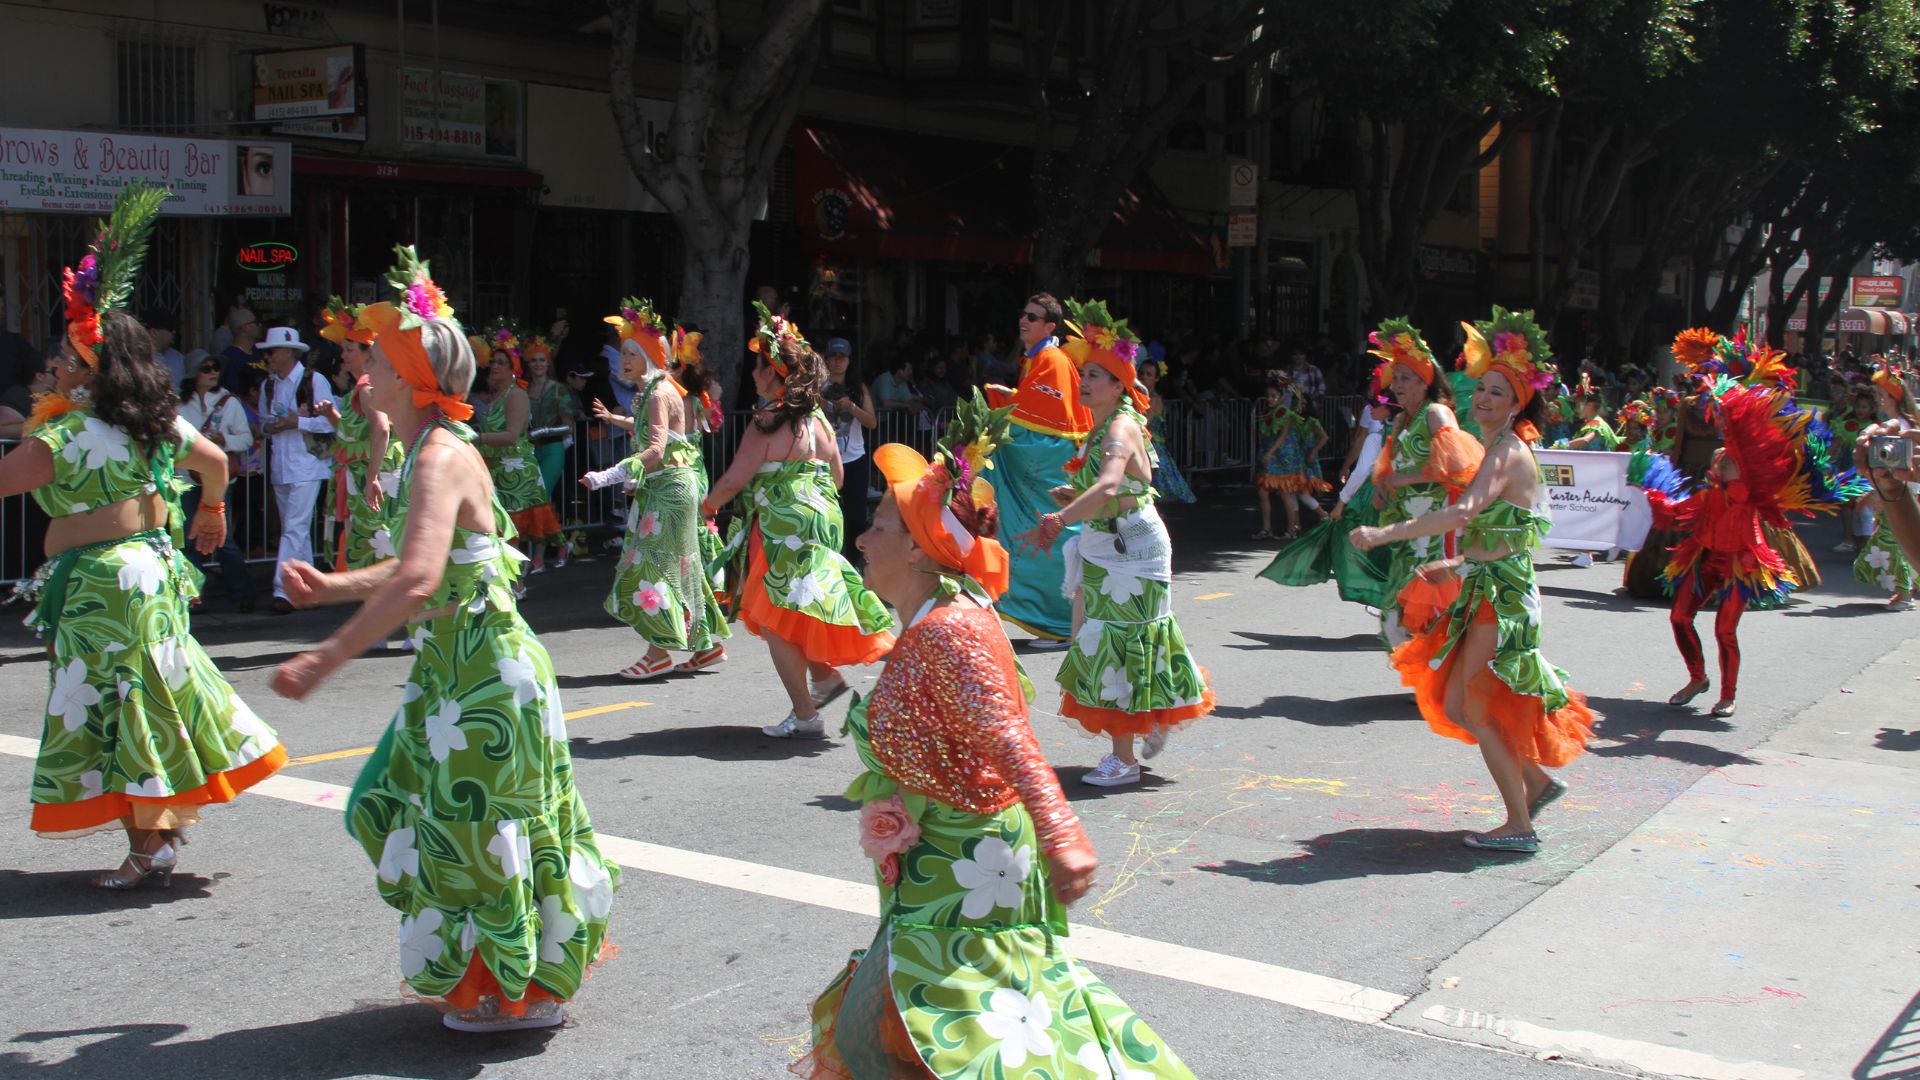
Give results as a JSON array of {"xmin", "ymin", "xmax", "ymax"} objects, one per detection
[
  {"xmin": 1852, "ymin": 363, "xmax": 1920, "ymax": 608},
  {"xmin": 821, "ymin": 338, "xmax": 876, "ymax": 562}
]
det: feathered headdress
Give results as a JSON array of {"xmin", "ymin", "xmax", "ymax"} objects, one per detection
[
  {"xmin": 871, "ymin": 388, "xmax": 1016, "ymax": 599},
  {"xmin": 749, "ymin": 300, "xmax": 807, "ymax": 379},
  {"xmin": 605, "ymin": 296, "xmax": 669, "ymax": 369},
  {"xmin": 383, "ymin": 244, "xmax": 454, "ymax": 331},
  {"xmin": 522, "ymin": 333, "xmax": 554, "ymax": 364},
  {"xmin": 1871, "ymin": 359, "xmax": 1910, "ymax": 403},
  {"xmin": 1617, "ymin": 399, "xmax": 1654, "ymax": 430},
  {"xmin": 672, "ymin": 325, "xmax": 704, "ymax": 367},
  {"xmin": 61, "ymin": 182, "xmax": 169, "ymax": 368},
  {"xmin": 318, "ymin": 295, "xmax": 373, "ymax": 346},
  {"xmin": 1367, "ymin": 317, "xmax": 1437, "ymax": 387},
  {"xmin": 356, "ymin": 244, "xmax": 473, "ymax": 422},
  {"xmin": 1460, "ymin": 306, "xmax": 1556, "ymax": 408},
  {"xmin": 1059, "ymin": 297, "xmax": 1148, "ymax": 411},
  {"xmin": 1673, "ymin": 326, "xmax": 1793, "ymax": 393}
]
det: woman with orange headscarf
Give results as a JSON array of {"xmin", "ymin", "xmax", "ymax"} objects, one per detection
[
  {"xmin": 472, "ymin": 322, "xmax": 564, "ymax": 574},
  {"xmin": 316, "ymin": 297, "xmax": 403, "ymax": 577},
  {"xmin": 794, "ymin": 400, "xmax": 1194, "ymax": 1080},
  {"xmin": 1852, "ymin": 361, "xmax": 1920, "ymax": 608},
  {"xmin": 701, "ymin": 303, "xmax": 894, "ymax": 737},
  {"xmin": 1018, "ymin": 299, "xmax": 1213, "ymax": 789},
  {"xmin": 272, "ymin": 245, "xmax": 616, "ymax": 1032},
  {"xmin": 1353, "ymin": 307, "xmax": 1596, "ymax": 854},
  {"xmin": 1366, "ymin": 316, "xmax": 1484, "ymax": 651}
]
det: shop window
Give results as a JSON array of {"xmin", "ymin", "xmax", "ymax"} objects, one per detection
[{"xmin": 116, "ymin": 39, "xmax": 199, "ymax": 132}]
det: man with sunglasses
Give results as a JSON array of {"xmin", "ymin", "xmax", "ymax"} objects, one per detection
[{"xmin": 985, "ymin": 292, "xmax": 1092, "ymax": 646}]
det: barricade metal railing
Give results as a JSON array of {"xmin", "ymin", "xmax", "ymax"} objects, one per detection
[{"xmin": 0, "ymin": 394, "xmax": 1364, "ymax": 586}]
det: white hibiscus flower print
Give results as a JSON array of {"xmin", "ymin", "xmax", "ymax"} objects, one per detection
[
  {"xmin": 124, "ymin": 775, "xmax": 169, "ymax": 798},
  {"xmin": 449, "ymin": 533, "xmax": 499, "ymax": 565},
  {"xmin": 975, "ymin": 986, "xmax": 1054, "ymax": 1069},
  {"xmin": 568, "ymin": 849, "xmax": 614, "ymax": 919},
  {"xmin": 1075, "ymin": 618, "xmax": 1106, "ymax": 656},
  {"xmin": 398, "ymin": 908, "xmax": 445, "ymax": 978},
  {"xmin": 543, "ymin": 684, "xmax": 567, "ymax": 742},
  {"xmin": 637, "ymin": 511, "xmax": 660, "ymax": 538},
  {"xmin": 1099, "ymin": 665, "xmax": 1133, "ymax": 706},
  {"xmin": 787, "ymin": 572, "xmax": 826, "ymax": 610},
  {"xmin": 400, "ymin": 682, "xmax": 423, "ymax": 706},
  {"xmin": 424, "ymin": 699, "xmax": 468, "ymax": 762},
  {"xmin": 78, "ymin": 770, "xmax": 103, "ymax": 800},
  {"xmin": 633, "ymin": 581, "xmax": 670, "ymax": 616},
  {"xmin": 377, "ymin": 826, "xmax": 420, "ymax": 884},
  {"xmin": 226, "ymin": 693, "xmax": 275, "ymax": 745},
  {"xmin": 487, "ymin": 819, "xmax": 531, "ymax": 880},
  {"xmin": 1073, "ymin": 1044, "xmax": 1116, "ymax": 1079},
  {"xmin": 502, "ymin": 456, "xmax": 527, "ymax": 473},
  {"xmin": 63, "ymin": 416, "xmax": 132, "ymax": 470},
  {"xmin": 538, "ymin": 893, "xmax": 580, "ymax": 963},
  {"xmin": 459, "ymin": 913, "xmax": 479, "ymax": 953},
  {"xmin": 48, "ymin": 659, "xmax": 102, "ymax": 732},
  {"xmin": 951, "ymin": 837, "xmax": 1031, "ymax": 918},
  {"xmin": 370, "ymin": 528, "xmax": 396, "ymax": 560},
  {"xmin": 781, "ymin": 534, "xmax": 804, "ymax": 551},
  {"xmin": 497, "ymin": 650, "xmax": 545, "ymax": 709},
  {"xmin": 1097, "ymin": 567, "xmax": 1145, "ymax": 605},
  {"xmin": 1880, "ymin": 572, "xmax": 1898, "ymax": 591},
  {"xmin": 408, "ymin": 624, "xmax": 433, "ymax": 652},
  {"xmin": 378, "ymin": 468, "xmax": 401, "ymax": 493},
  {"xmin": 1866, "ymin": 547, "xmax": 1893, "ymax": 572},
  {"xmin": 115, "ymin": 544, "xmax": 169, "ymax": 596},
  {"xmin": 151, "ymin": 637, "xmax": 192, "ymax": 691}
]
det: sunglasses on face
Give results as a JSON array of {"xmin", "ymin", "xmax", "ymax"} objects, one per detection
[{"xmin": 1019, "ymin": 311, "xmax": 1047, "ymax": 322}]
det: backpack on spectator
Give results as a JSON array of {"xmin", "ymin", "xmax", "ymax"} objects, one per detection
[{"xmin": 293, "ymin": 369, "xmax": 336, "ymax": 458}]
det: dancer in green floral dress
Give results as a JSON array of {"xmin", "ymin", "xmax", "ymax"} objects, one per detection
[
  {"xmin": 317, "ymin": 297, "xmax": 403, "ymax": 577},
  {"xmin": 0, "ymin": 184, "xmax": 286, "ymax": 888},
  {"xmin": 272, "ymin": 247, "xmax": 615, "ymax": 1032},
  {"xmin": 1018, "ymin": 300, "xmax": 1213, "ymax": 789},
  {"xmin": 702, "ymin": 303, "xmax": 895, "ymax": 738},
  {"xmin": 587, "ymin": 297, "xmax": 731, "ymax": 678},
  {"xmin": 796, "ymin": 414, "xmax": 1192, "ymax": 1080},
  {"xmin": 473, "ymin": 326, "xmax": 564, "ymax": 571}
]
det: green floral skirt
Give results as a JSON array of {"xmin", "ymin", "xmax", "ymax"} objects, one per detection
[
  {"xmin": 800, "ymin": 799, "xmax": 1193, "ymax": 1079},
  {"xmin": 1853, "ymin": 517, "xmax": 1916, "ymax": 596},
  {"xmin": 328, "ymin": 450, "xmax": 403, "ymax": 570},
  {"xmin": 27, "ymin": 531, "xmax": 285, "ymax": 837},
  {"xmin": 347, "ymin": 599, "xmax": 617, "ymax": 1006},
  {"xmin": 605, "ymin": 464, "xmax": 730, "ymax": 652}
]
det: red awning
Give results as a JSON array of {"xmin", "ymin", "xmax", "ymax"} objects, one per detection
[
  {"xmin": 792, "ymin": 121, "xmax": 1210, "ymax": 273},
  {"xmin": 294, "ymin": 154, "xmax": 543, "ymax": 188}
]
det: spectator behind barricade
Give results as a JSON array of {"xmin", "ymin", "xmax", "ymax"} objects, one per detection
[
  {"xmin": 755, "ymin": 283, "xmax": 790, "ymax": 320},
  {"xmin": 822, "ymin": 337, "xmax": 877, "ymax": 561},
  {"xmin": 923, "ymin": 353, "xmax": 959, "ymax": 416},
  {"xmin": 977, "ymin": 331, "xmax": 1012, "ymax": 386},
  {"xmin": 142, "ymin": 309, "xmax": 185, "ymax": 387},
  {"xmin": 0, "ymin": 295, "xmax": 38, "ymax": 397},
  {"xmin": 234, "ymin": 364, "xmax": 272, "ymax": 558},
  {"xmin": 305, "ymin": 304, "xmax": 343, "ymax": 376},
  {"xmin": 872, "ymin": 356, "xmax": 924, "ymax": 412},
  {"xmin": 177, "ymin": 353, "xmax": 257, "ymax": 612},
  {"xmin": 207, "ymin": 293, "xmax": 249, "ymax": 356},
  {"xmin": 0, "ymin": 352, "xmax": 57, "ymax": 440},
  {"xmin": 1288, "ymin": 345, "xmax": 1326, "ymax": 402},
  {"xmin": 256, "ymin": 326, "xmax": 334, "ymax": 612},
  {"xmin": 218, "ymin": 306, "xmax": 263, "ymax": 394}
]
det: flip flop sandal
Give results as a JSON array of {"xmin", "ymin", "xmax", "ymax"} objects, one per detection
[
  {"xmin": 811, "ymin": 675, "xmax": 852, "ymax": 709},
  {"xmin": 1528, "ymin": 777, "xmax": 1569, "ymax": 816},
  {"xmin": 617, "ymin": 655, "xmax": 674, "ymax": 681},
  {"xmin": 1462, "ymin": 831, "xmax": 1540, "ymax": 854}
]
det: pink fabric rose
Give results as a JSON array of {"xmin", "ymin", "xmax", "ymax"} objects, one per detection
[
  {"xmin": 859, "ymin": 794, "xmax": 921, "ymax": 863},
  {"xmin": 880, "ymin": 854, "xmax": 901, "ymax": 886}
]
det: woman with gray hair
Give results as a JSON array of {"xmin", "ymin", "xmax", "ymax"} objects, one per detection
[{"xmin": 270, "ymin": 247, "xmax": 616, "ymax": 1033}]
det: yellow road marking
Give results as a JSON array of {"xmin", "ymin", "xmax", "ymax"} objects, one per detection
[
  {"xmin": 1195, "ymin": 592, "xmax": 1233, "ymax": 601},
  {"xmin": 285, "ymin": 700, "xmax": 653, "ymax": 766}
]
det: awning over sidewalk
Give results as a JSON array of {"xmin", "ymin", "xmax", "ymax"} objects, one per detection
[{"xmin": 792, "ymin": 120, "xmax": 1211, "ymax": 274}]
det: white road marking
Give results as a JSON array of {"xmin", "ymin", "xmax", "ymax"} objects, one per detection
[{"xmin": 0, "ymin": 733, "xmax": 1794, "ymax": 1076}]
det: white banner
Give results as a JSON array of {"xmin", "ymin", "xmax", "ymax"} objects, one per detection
[
  {"xmin": 1536, "ymin": 449, "xmax": 1651, "ymax": 551},
  {"xmin": 0, "ymin": 126, "xmax": 292, "ymax": 216}
]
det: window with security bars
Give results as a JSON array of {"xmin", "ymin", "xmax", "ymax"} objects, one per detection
[
  {"xmin": 30, "ymin": 215, "xmax": 187, "ymax": 345},
  {"xmin": 117, "ymin": 40, "xmax": 200, "ymax": 132}
]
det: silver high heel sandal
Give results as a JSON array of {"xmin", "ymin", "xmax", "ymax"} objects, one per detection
[{"xmin": 91, "ymin": 833, "xmax": 182, "ymax": 890}]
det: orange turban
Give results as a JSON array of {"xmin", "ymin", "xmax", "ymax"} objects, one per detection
[
  {"xmin": 873, "ymin": 443, "xmax": 1010, "ymax": 600},
  {"xmin": 360, "ymin": 302, "xmax": 474, "ymax": 422}
]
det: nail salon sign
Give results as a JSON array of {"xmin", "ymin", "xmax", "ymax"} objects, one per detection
[{"xmin": 0, "ymin": 127, "xmax": 293, "ymax": 216}]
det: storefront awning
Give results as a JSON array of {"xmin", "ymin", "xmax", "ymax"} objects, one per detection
[{"xmin": 792, "ymin": 121, "xmax": 1211, "ymax": 274}]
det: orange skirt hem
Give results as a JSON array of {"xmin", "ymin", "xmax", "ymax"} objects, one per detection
[
  {"xmin": 511, "ymin": 503, "xmax": 563, "ymax": 540},
  {"xmin": 1257, "ymin": 475, "xmax": 1332, "ymax": 494},
  {"xmin": 1397, "ymin": 575, "xmax": 1462, "ymax": 639},
  {"xmin": 31, "ymin": 743, "xmax": 289, "ymax": 835},
  {"xmin": 740, "ymin": 536, "xmax": 895, "ymax": 668},
  {"xmin": 1390, "ymin": 607, "xmax": 1593, "ymax": 768},
  {"xmin": 1061, "ymin": 682, "xmax": 1217, "ymax": 738}
]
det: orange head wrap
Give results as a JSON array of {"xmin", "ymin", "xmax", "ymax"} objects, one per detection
[
  {"xmin": 360, "ymin": 301, "xmax": 474, "ymax": 422},
  {"xmin": 319, "ymin": 296, "xmax": 375, "ymax": 346},
  {"xmin": 872, "ymin": 443, "xmax": 1010, "ymax": 600},
  {"xmin": 1873, "ymin": 366, "xmax": 1908, "ymax": 402},
  {"xmin": 1059, "ymin": 299, "xmax": 1149, "ymax": 412},
  {"xmin": 1366, "ymin": 318, "xmax": 1437, "ymax": 387}
]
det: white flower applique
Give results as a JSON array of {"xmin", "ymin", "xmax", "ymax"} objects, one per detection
[
  {"xmin": 1099, "ymin": 665, "xmax": 1133, "ymax": 706},
  {"xmin": 63, "ymin": 416, "xmax": 132, "ymax": 470},
  {"xmin": 487, "ymin": 819, "xmax": 531, "ymax": 881},
  {"xmin": 48, "ymin": 659, "xmax": 102, "ymax": 732},
  {"xmin": 951, "ymin": 836, "xmax": 1031, "ymax": 918},
  {"xmin": 378, "ymin": 826, "xmax": 420, "ymax": 884},
  {"xmin": 568, "ymin": 848, "xmax": 614, "ymax": 920},
  {"xmin": 496, "ymin": 650, "xmax": 545, "ymax": 709},
  {"xmin": 370, "ymin": 528, "xmax": 396, "ymax": 560},
  {"xmin": 398, "ymin": 908, "xmax": 445, "ymax": 978},
  {"xmin": 115, "ymin": 544, "xmax": 168, "ymax": 596},
  {"xmin": 537, "ymin": 893, "xmax": 580, "ymax": 963},
  {"xmin": 424, "ymin": 699, "xmax": 468, "ymax": 762},
  {"xmin": 787, "ymin": 572, "xmax": 826, "ymax": 610},
  {"xmin": 976, "ymin": 986, "xmax": 1055, "ymax": 1069}
]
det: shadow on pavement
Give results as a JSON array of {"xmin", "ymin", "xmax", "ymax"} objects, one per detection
[
  {"xmin": 1200, "ymin": 827, "xmax": 1488, "ymax": 886},
  {"xmin": 0, "ymin": 868, "xmax": 218, "ymax": 919},
  {"xmin": 1781, "ymin": 601, "xmax": 1903, "ymax": 618},
  {"xmin": 1875, "ymin": 728, "xmax": 1920, "ymax": 752},
  {"xmin": 1538, "ymin": 585, "xmax": 1646, "ymax": 612},
  {"xmin": 1060, "ymin": 767, "xmax": 1175, "ymax": 801},
  {"xmin": 1854, "ymin": 985, "xmax": 1920, "ymax": 1078},
  {"xmin": 806, "ymin": 794, "xmax": 859, "ymax": 813},
  {"xmin": 1586, "ymin": 695, "xmax": 1734, "ymax": 738},
  {"xmin": 1, "ymin": 1006, "xmax": 551, "ymax": 1079},
  {"xmin": 1210, "ymin": 692, "xmax": 1412, "ymax": 726},
  {"xmin": 569, "ymin": 724, "xmax": 837, "ymax": 762},
  {"xmin": 1225, "ymin": 630, "xmax": 1378, "ymax": 653}
]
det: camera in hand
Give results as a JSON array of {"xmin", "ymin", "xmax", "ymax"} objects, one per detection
[
  {"xmin": 824, "ymin": 382, "xmax": 851, "ymax": 402},
  {"xmin": 1868, "ymin": 434, "xmax": 1914, "ymax": 471}
]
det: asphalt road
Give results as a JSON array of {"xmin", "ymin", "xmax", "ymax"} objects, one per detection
[{"xmin": 0, "ymin": 495, "xmax": 1910, "ymax": 1079}]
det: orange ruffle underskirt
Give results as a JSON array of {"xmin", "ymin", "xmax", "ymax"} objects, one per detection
[
  {"xmin": 740, "ymin": 532, "xmax": 895, "ymax": 668},
  {"xmin": 1061, "ymin": 677, "xmax": 1217, "ymax": 738},
  {"xmin": 1397, "ymin": 574, "xmax": 1461, "ymax": 639},
  {"xmin": 1390, "ymin": 602, "xmax": 1593, "ymax": 767},
  {"xmin": 792, "ymin": 953, "xmax": 935, "ymax": 1080},
  {"xmin": 1257, "ymin": 475, "xmax": 1333, "ymax": 494},
  {"xmin": 32, "ymin": 743, "xmax": 289, "ymax": 836},
  {"xmin": 511, "ymin": 503, "xmax": 563, "ymax": 540}
]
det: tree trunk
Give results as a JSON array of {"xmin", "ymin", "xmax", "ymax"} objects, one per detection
[{"xmin": 676, "ymin": 215, "xmax": 754, "ymax": 405}]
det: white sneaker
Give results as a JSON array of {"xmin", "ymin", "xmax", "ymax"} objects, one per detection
[
  {"xmin": 1027, "ymin": 637, "xmax": 1071, "ymax": 651},
  {"xmin": 442, "ymin": 997, "xmax": 564, "ymax": 1032},
  {"xmin": 1834, "ymin": 541, "xmax": 1857, "ymax": 553},
  {"xmin": 762, "ymin": 712, "xmax": 827, "ymax": 739},
  {"xmin": 1571, "ymin": 552, "xmax": 1594, "ymax": 568},
  {"xmin": 1082, "ymin": 753, "xmax": 1141, "ymax": 787},
  {"xmin": 1141, "ymin": 724, "xmax": 1169, "ymax": 760}
]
